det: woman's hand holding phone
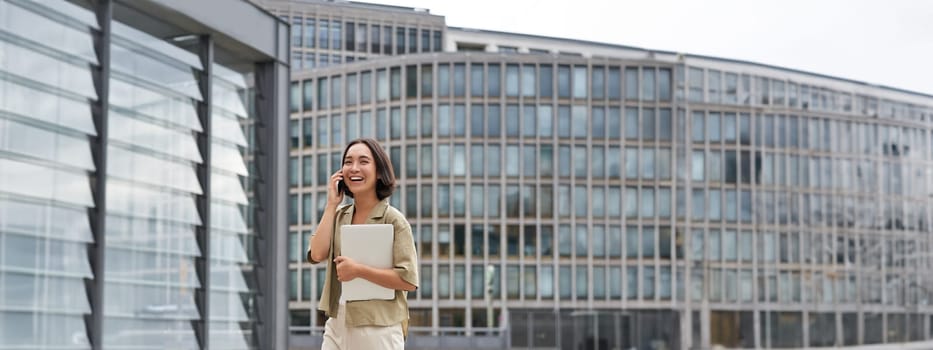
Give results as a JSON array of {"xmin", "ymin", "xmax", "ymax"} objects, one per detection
[{"xmin": 327, "ymin": 170, "xmax": 344, "ymax": 208}]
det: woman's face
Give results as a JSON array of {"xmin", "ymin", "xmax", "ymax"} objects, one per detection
[{"xmin": 342, "ymin": 143, "xmax": 378, "ymax": 196}]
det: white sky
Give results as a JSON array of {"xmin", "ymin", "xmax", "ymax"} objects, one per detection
[{"xmin": 363, "ymin": 0, "xmax": 933, "ymax": 96}]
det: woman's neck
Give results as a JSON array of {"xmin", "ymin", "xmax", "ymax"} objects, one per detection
[{"xmin": 353, "ymin": 192, "xmax": 380, "ymax": 212}]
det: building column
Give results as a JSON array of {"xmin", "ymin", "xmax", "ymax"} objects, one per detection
[
  {"xmin": 193, "ymin": 34, "xmax": 214, "ymax": 350},
  {"xmin": 253, "ymin": 59, "xmax": 290, "ymax": 350},
  {"xmin": 86, "ymin": 1, "xmax": 111, "ymax": 349}
]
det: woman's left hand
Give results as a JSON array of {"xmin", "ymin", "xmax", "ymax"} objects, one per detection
[{"xmin": 334, "ymin": 256, "xmax": 361, "ymax": 282}]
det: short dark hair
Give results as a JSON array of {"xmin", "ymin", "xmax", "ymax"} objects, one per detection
[{"xmin": 341, "ymin": 138, "xmax": 396, "ymax": 200}]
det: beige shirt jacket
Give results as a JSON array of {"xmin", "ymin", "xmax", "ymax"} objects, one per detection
[{"xmin": 308, "ymin": 198, "xmax": 419, "ymax": 327}]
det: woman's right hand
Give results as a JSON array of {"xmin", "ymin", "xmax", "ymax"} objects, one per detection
[{"xmin": 327, "ymin": 170, "xmax": 344, "ymax": 208}]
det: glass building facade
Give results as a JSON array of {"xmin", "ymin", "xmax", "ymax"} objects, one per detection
[
  {"xmin": 263, "ymin": 1, "xmax": 933, "ymax": 349},
  {"xmin": 286, "ymin": 51, "xmax": 933, "ymax": 349},
  {"xmin": 0, "ymin": 0, "xmax": 289, "ymax": 349}
]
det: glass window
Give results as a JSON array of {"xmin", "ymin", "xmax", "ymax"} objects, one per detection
[
  {"xmin": 421, "ymin": 65, "xmax": 433, "ymax": 97},
  {"xmin": 470, "ymin": 64, "xmax": 484, "ymax": 97},
  {"xmin": 573, "ymin": 145, "xmax": 587, "ymax": 178},
  {"xmin": 625, "ymin": 188, "xmax": 637, "ymax": 219},
  {"xmin": 376, "ymin": 69, "xmax": 388, "ymax": 101},
  {"xmin": 558, "ymin": 65, "xmax": 571, "ymax": 98},
  {"xmin": 591, "ymin": 107, "xmax": 605, "ymax": 139},
  {"xmin": 608, "ymin": 67, "xmax": 622, "ymax": 99},
  {"xmin": 558, "ymin": 225, "xmax": 572, "ymax": 257},
  {"xmin": 316, "ymin": 116, "xmax": 328, "ymax": 147},
  {"xmin": 607, "ymin": 146, "xmax": 621, "ymax": 179},
  {"xmin": 642, "ymin": 68, "xmax": 655, "ymax": 100},
  {"xmin": 604, "ymin": 226, "xmax": 622, "ymax": 258},
  {"xmin": 522, "ymin": 106, "xmax": 536, "ymax": 138},
  {"xmin": 523, "ymin": 144, "xmax": 536, "ymax": 178},
  {"xmin": 655, "ymin": 148, "xmax": 671, "ymax": 180},
  {"xmin": 487, "ymin": 105, "xmax": 501, "ymax": 136},
  {"xmin": 625, "ymin": 226, "xmax": 639, "ymax": 258},
  {"xmin": 304, "ymin": 18, "xmax": 316, "ymax": 48},
  {"xmin": 487, "ymin": 145, "xmax": 500, "ymax": 176},
  {"xmin": 640, "ymin": 188, "xmax": 655, "ymax": 218},
  {"xmin": 558, "ymin": 185, "xmax": 571, "ymax": 218},
  {"xmin": 643, "ymin": 108, "xmax": 655, "ymax": 140},
  {"xmin": 522, "ymin": 65, "xmax": 536, "ymax": 98},
  {"xmin": 407, "ymin": 28, "xmax": 417, "ymax": 53},
  {"xmin": 438, "ymin": 64, "xmax": 450, "ymax": 97},
  {"xmin": 540, "ymin": 265, "xmax": 554, "ymax": 298},
  {"xmin": 558, "ymin": 106, "xmax": 571, "ymax": 138},
  {"xmin": 390, "ymin": 107, "xmax": 401, "ymax": 140},
  {"xmin": 592, "ymin": 146, "xmax": 605, "ymax": 179},
  {"xmin": 506, "ymin": 145, "xmax": 520, "ymax": 177},
  {"xmin": 572, "ymin": 66, "xmax": 587, "ymax": 98},
  {"xmin": 539, "ymin": 65, "xmax": 553, "ymax": 97},
  {"xmin": 506, "ymin": 104, "xmax": 520, "ymax": 137},
  {"xmin": 318, "ymin": 19, "xmax": 330, "ymax": 49},
  {"xmin": 453, "ymin": 144, "xmax": 466, "ymax": 176},
  {"xmin": 289, "ymin": 156, "xmax": 299, "ymax": 186},
  {"xmin": 642, "ymin": 148, "xmax": 655, "ymax": 179},
  {"xmin": 437, "ymin": 144, "xmax": 450, "ymax": 176},
  {"xmin": 560, "ymin": 265, "xmax": 572, "ymax": 300},
  {"xmin": 625, "ymin": 107, "xmax": 639, "ymax": 140},
  {"xmin": 331, "ymin": 21, "xmax": 342, "ymax": 49},
  {"xmin": 574, "ymin": 185, "xmax": 587, "ymax": 217},
  {"xmin": 625, "ymin": 147, "xmax": 638, "ymax": 179},
  {"xmin": 572, "ymin": 106, "xmax": 587, "ymax": 138},
  {"xmin": 558, "ymin": 145, "xmax": 571, "ymax": 178},
  {"xmin": 658, "ymin": 68, "xmax": 671, "ymax": 101},
  {"xmin": 688, "ymin": 67, "xmax": 703, "ymax": 102},
  {"xmin": 658, "ymin": 187, "xmax": 671, "ymax": 218},
  {"xmin": 390, "ymin": 67, "xmax": 402, "ymax": 100},
  {"xmin": 505, "ymin": 64, "xmax": 519, "ymax": 97},
  {"xmin": 405, "ymin": 105, "xmax": 418, "ymax": 139},
  {"xmin": 454, "ymin": 64, "xmax": 466, "ymax": 97},
  {"xmin": 536, "ymin": 105, "xmax": 553, "ymax": 137},
  {"xmin": 692, "ymin": 111, "xmax": 704, "ymax": 142},
  {"xmin": 453, "ymin": 184, "xmax": 466, "ymax": 217},
  {"xmin": 725, "ymin": 72, "xmax": 738, "ymax": 104},
  {"xmin": 422, "ymin": 106, "xmax": 433, "ymax": 137},
  {"xmin": 692, "ymin": 188, "xmax": 705, "ymax": 220},
  {"xmin": 488, "ymin": 64, "xmax": 500, "ymax": 97},
  {"xmin": 454, "ymin": 104, "xmax": 466, "ymax": 136},
  {"xmin": 576, "ymin": 265, "xmax": 588, "ymax": 299},
  {"xmin": 708, "ymin": 151, "xmax": 722, "ymax": 182},
  {"xmin": 592, "ymin": 66, "xmax": 605, "ymax": 99},
  {"xmin": 540, "ymin": 184, "xmax": 553, "ymax": 218},
  {"xmin": 658, "ymin": 109, "xmax": 672, "ymax": 141},
  {"xmin": 625, "ymin": 68, "xmax": 638, "ymax": 100},
  {"xmin": 608, "ymin": 107, "xmax": 621, "ymax": 139},
  {"xmin": 574, "ymin": 224, "xmax": 590, "ymax": 257},
  {"xmin": 344, "ymin": 21, "xmax": 356, "ymax": 52},
  {"xmin": 421, "ymin": 29, "xmax": 430, "ymax": 52},
  {"xmin": 592, "ymin": 185, "xmax": 605, "ymax": 217}
]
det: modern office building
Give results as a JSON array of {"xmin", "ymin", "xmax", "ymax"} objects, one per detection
[
  {"xmin": 0, "ymin": 0, "xmax": 289, "ymax": 349},
  {"xmin": 263, "ymin": 0, "xmax": 933, "ymax": 349}
]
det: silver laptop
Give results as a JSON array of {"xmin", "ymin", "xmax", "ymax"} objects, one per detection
[{"xmin": 339, "ymin": 224, "xmax": 395, "ymax": 301}]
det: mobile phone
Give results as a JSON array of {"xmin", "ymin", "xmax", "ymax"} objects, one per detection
[{"xmin": 337, "ymin": 179, "xmax": 351, "ymax": 196}]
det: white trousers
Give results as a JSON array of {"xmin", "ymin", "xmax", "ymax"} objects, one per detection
[{"xmin": 321, "ymin": 304, "xmax": 404, "ymax": 350}]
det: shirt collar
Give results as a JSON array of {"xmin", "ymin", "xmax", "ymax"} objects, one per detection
[{"xmin": 344, "ymin": 198, "xmax": 390, "ymax": 224}]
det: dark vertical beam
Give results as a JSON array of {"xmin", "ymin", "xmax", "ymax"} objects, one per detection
[
  {"xmin": 193, "ymin": 34, "xmax": 214, "ymax": 350},
  {"xmin": 253, "ymin": 58, "xmax": 290, "ymax": 350},
  {"xmin": 86, "ymin": 1, "xmax": 111, "ymax": 350}
]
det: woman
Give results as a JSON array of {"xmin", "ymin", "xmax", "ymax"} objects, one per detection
[{"xmin": 307, "ymin": 138, "xmax": 418, "ymax": 350}]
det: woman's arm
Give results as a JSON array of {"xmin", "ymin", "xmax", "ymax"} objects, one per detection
[
  {"xmin": 307, "ymin": 204, "xmax": 338, "ymax": 264},
  {"xmin": 334, "ymin": 256, "xmax": 417, "ymax": 291},
  {"xmin": 308, "ymin": 171, "xmax": 345, "ymax": 264}
]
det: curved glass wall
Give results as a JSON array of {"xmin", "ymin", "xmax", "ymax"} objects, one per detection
[
  {"xmin": 291, "ymin": 53, "xmax": 933, "ymax": 349},
  {"xmin": 0, "ymin": 0, "xmax": 98, "ymax": 347},
  {"xmin": 0, "ymin": 0, "xmax": 268, "ymax": 349}
]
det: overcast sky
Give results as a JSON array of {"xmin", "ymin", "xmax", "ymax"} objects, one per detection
[{"xmin": 364, "ymin": 0, "xmax": 933, "ymax": 96}]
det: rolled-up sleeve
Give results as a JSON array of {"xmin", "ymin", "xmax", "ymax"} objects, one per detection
[{"xmin": 391, "ymin": 217, "xmax": 419, "ymax": 289}]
